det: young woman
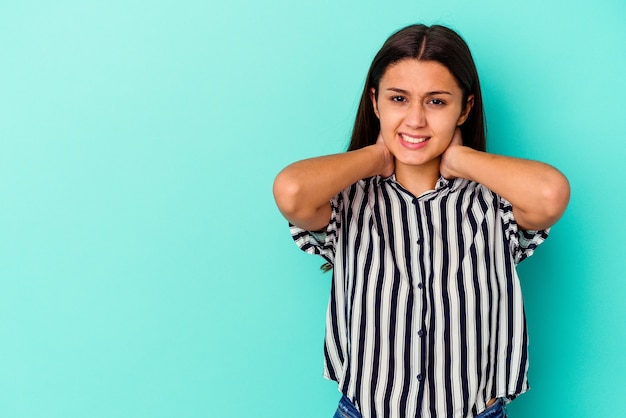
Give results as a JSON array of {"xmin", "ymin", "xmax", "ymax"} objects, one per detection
[{"xmin": 273, "ymin": 24, "xmax": 569, "ymax": 418}]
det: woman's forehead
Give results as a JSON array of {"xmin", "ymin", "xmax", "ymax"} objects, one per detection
[{"xmin": 379, "ymin": 59, "xmax": 461, "ymax": 93}]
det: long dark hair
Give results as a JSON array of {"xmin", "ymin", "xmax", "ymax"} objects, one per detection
[{"xmin": 348, "ymin": 24, "xmax": 486, "ymax": 152}]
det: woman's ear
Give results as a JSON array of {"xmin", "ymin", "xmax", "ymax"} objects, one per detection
[
  {"xmin": 370, "ymin": 88, "xmax": 380, "ymax": 118},
  {"xmin": 457, "ymin": 94, "xmax": 474, "ymax": 126}
]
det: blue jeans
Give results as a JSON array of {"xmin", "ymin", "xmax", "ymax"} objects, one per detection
[
  {"xmin": 333, "ymin": 396, "xmax": 508, "ymax": 418},
  {"xmin": 333, "ymin": 396, "xmax": 360, "ymax": 418},
  {"xmin": 477, "ymin": 398, "xmax": 508, "ymax": 418}
]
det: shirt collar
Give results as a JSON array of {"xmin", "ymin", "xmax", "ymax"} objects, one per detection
[{"xmin": 380, "ymin": 174, "xmax": 464, "ymax": 193}]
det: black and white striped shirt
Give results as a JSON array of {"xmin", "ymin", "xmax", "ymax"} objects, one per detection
[{"xmin": 291, "ymin": 175, "xmax": 549, "ymax": 418}]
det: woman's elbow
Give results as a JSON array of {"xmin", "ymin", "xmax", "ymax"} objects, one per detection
[
  {"xmin": 273, "ymin": 169, "xmax": 302, "ymax": 220},
  {"xmin": 273, "ymin": 169, "xmax": 331, "ymax": 230},
  {"xmin": 517, "ymin": 172, "xmax": 570, "ymax": 231},
  {"xmin": 544, "ymin": 173, "xmax": 570, "ymax": 221},
  {"xmin": 532, "ymin": 173, "xmax": 570, "ymax": 229}
]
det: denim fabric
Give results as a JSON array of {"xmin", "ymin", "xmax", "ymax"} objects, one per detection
[
  {"xmin": 476, "ymin": 398, "xmax": 508, "ymax": 418},
  {"xmin": 333, "ymin": 396, "xmax": 361, "ymax": 418},
  {"xmin": 332, "ymin": 396, "xmax": 508, "ymax": 418}
]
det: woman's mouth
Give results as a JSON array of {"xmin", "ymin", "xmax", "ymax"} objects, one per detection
[
  {"xmin": 400, "ymin": 133, "xmax": 429, "ymax": 148},
  {"xmin": 401, "ymin": 134, "xmax": 428, "ymax": 144}
]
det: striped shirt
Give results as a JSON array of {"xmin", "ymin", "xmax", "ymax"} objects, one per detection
[{"xmin": 290, "ymin": 175, "xmax": 549, "ymax": 418}]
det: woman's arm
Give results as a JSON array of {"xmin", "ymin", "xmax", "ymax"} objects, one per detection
[
  {"xmin": 440, "ymin": 130, "xmax": 570, "ymax": 231},
  {"xmin": 273, "ymin": 141, "xmax": 394, "ymax": 231}
]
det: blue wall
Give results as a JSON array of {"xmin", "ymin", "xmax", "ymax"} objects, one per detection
[{"xmin": 1, "ymin": 0, "xmax": 624, "ymax": 416}]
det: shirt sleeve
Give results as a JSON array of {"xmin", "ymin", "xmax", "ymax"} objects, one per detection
[
  {"xmin": 499, "ymin": 195, "xmax": 550, "ymax": 264},
  {"xmin": 289, "ymin": 192, "xmax": 342, "ymax": 265}
]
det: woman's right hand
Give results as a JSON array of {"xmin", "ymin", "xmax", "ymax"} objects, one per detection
[
  {"xmin": 375, "ymin": 132, "xmax": 395, "ymax": 178},
  {"xmin": 274, "ymin": 133, "xmax": 396, "ymax": 230}
]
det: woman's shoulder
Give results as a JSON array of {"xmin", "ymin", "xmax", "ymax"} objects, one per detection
[
  {"xmin": 458, "ymin": 178, "xmax": 499, "ymax": 198},
  {"xmin": 338, "ymin": 176, "xmax": 380, "ymax": 196}
]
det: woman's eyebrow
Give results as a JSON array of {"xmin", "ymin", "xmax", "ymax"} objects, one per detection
[
  {"xmin": 426, "ymin": 90, "xmax": 453, "ymax": 95},
  {"xmin": 386, "ymin": 87, "xmax": 411, "ymax": 95},
  {"xmin": 386, "ymin": 87, "xmax": 453, "ymax": 95}
]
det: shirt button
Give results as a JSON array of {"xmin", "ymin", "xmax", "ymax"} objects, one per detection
[
  {"xmin": 417, "ymin": 374, "xmax": 423, "ymax": 381},
  {"xmin": 418, "ymin": 329, "xmax": 424, "ymax": 337},
  {"xmin": 417, "ymin": 283, "xmax": 424, "ymax": 289}
]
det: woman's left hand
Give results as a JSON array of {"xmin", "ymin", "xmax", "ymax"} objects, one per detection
[
  {"xmin": 437, "ymin": 127, "xmax": 570, "ymax": 231},
  {"xmin": 439, "ymin": 128, "xmax": 463, "ymax": 179}
]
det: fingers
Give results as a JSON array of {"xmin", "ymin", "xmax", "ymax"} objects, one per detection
[
  {"xmin": 373, "ymin": 132, "xmax": 394, "ymax": 178},
  {"xmin": 451, "ymin": 127, "xmax": 463, "ymax": 146}
]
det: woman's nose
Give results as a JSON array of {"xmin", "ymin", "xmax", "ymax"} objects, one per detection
[{"xmin": 405, "ymin": 102, "xmax": 426, "ymax": 128}]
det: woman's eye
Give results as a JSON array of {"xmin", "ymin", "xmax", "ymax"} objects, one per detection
[
  {"xmin": 391, "ymin": 96, "xmax": 406, "ymax": 103},
  {"xmin": 429, "ymin": 98, "xmax": 446, "ymax": 105}
]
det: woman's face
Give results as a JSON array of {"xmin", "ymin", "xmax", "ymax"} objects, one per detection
[{"xmin": 371, "ymin": 59, "xmax": 473, "ymax": 170}]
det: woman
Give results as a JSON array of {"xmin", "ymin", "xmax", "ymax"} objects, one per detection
[{"xmin": 273, "ymin": 24, "xmax": 569, "ymax": 418}]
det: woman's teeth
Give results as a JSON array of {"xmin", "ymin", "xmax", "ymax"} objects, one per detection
[{"xmin": 401, "ymin": 134, "xmax": 428, "ymax": 144}]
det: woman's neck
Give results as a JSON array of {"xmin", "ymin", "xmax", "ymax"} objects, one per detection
[{"xmin": 394, "ymin": 158, "xmax": 442, "ymax": 197}]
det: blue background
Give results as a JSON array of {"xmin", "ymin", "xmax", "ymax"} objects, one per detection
[{"xmin": 1, "ymin": 0, "xmax": 625, "ymax": 416}]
